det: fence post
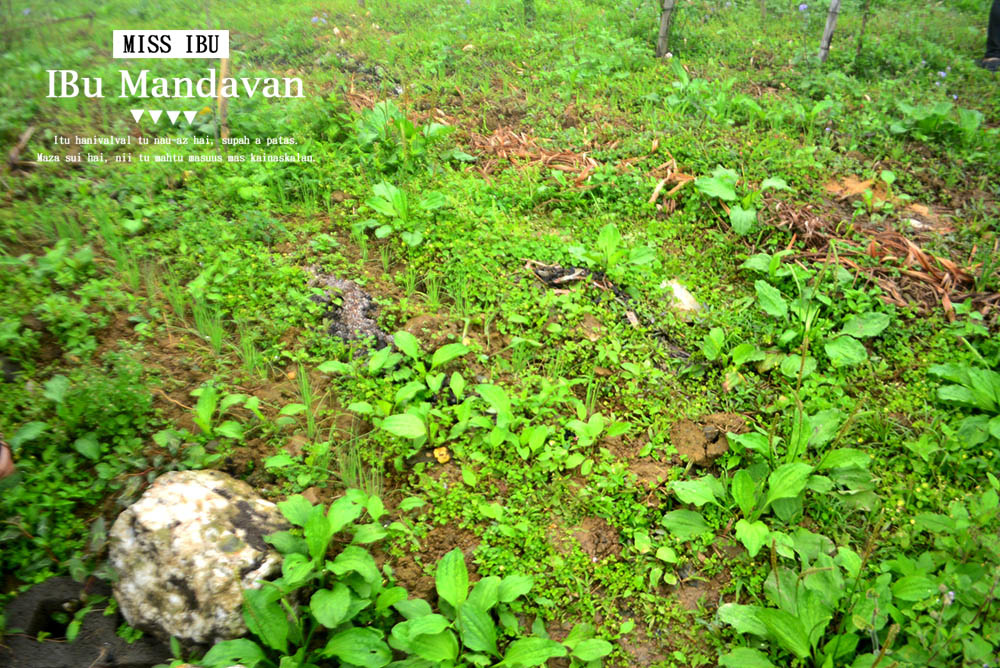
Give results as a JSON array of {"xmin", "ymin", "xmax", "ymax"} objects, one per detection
[
  {"xmin": 656, "ymin": 0, "xmax": 677, "ymax": 58},
  {"xmin": 817, "ymin": 0, "xmax": 841, "ymax": 62}
]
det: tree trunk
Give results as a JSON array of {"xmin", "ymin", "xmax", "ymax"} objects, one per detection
[
  {"xmin": 656, "ymin": 0, "xmax": 677, "ymax": 58},
  {"xmin": 817, "ymin": 0, "xmax": 841, "ymax": 62}
]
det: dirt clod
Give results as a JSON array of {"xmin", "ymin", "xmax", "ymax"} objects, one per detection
[
  {"xmin": 671, "ymin": 413, "xmax": 746, "ymax": 467},
  {"xmin": 391, "ymin": 524, "xmax": 479, "ymax": 601},
  {"xmin": 571, "ymin": 517, "xmax": 621, "ymax": 563}
]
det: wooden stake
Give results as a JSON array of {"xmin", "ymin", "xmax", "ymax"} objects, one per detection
[
  {"xmin": 817, "ymin": 0, "xmax": 841, "ymax": 62},
  {"xmin": 855, "ymin": 0, "xmax": 872, "ymax": 62},
  {"xmin": 656, "ymin": 0, "xmax": 677, "ymax": 58},
  {"xmin": 216, "ymin": 57, "xmax": 230, "ymax": 141}
]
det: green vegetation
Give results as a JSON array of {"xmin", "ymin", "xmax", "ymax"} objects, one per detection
[
  {"xmin": 188, "ymin": 490, "xmax": 612, "ymax": 668},
  {"xmin": 1, "ymin": 0, "xmax": 998, "ymax": 666}
]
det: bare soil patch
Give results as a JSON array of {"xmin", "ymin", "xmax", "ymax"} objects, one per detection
[
  {"xmin": 671, "ymin": 412, "xmax": 747, "ymax": 467},
  {"xmin": 571, "ymin": 517, "xmax": 621, "ymax": 563},
  {"xmin": 392, "ymin": 523, "xmax": 480, "ymax": 601}
]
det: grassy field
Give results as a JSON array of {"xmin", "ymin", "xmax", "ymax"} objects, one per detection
[{"xmin": 1, "ymin": 0, "xmax": 999, "ymax": 666}]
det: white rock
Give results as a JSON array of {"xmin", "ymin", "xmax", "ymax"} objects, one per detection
[
  {"xmin": 109, "ymin": 470, "xmax": 288, "ymax": 644},
  {"xmin": 661, "ymin": 279, "xmax": 702, "ymax": 314}
]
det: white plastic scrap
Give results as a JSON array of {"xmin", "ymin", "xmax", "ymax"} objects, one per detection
[{"xmin": 661, "ymin": 279, "xmax": 702, "ymax": 314}]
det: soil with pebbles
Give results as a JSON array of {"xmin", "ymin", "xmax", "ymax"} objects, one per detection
[{"xmin": 306, "ymin": 267, "xmax": 392, "ymax": 349}]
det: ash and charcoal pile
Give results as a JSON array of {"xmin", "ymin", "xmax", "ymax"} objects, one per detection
[
  {"xmin": 526, "ymin": 261, "xmax": 635, "ymax": 321},
  {"xmin": 306, "ymin": 267, "xmax": 392, "ymax": 349}
]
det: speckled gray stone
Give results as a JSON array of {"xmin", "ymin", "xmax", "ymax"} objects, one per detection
[{"xmin": 108, "ymin": 470, "xmax": 289, "ymax": 644}]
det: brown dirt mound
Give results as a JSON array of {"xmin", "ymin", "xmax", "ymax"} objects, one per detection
[
  {"xmin": 671, "ymin": 413, "xmax": 747, "ymax": 467},
  {"xmin": 392, "ymin": 523, "xmax": 479, "ymax": 601},
  {"xmin": 571, "ymin": 517, "xmax": 621, "ymax": 563}
]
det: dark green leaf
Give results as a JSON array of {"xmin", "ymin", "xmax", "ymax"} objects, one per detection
[
  {"xmin": 731, "ymin": 469, "xmax": 757, "ymax": 518},
  {"xmin": 765, "ymin": 463, "xmax": 814, "ymax": 506},
  {"xmin": 243, "ymin": 587, "xmax": 288, "ymax": 654},
  {"xmin": 376, "ymin": 586, "xmax": 408, "ymax": 613},
  {"xmin": 760, "ymin": 177, "xmax": 792, "ymax": 192},
  {"xmin": 325, "ymin": 627, "xmax": 391, "ymax": 667},
  {"xmin": 468, "ymin": 576, "xmax": 501, "ymax": 610},
  {"xmin": 394, "ymin": 598, "xmax": 433, "ymax": 620},
  {"xmin": 328, "ymin": 496, "xmax": 365, "ymax": 534},
  {"xmin": 755, "ymin": 280, "xmax": 788, "ymax": 319},
  {"xmin": 201, "ymin": 639, "xmax": 267, "ymax": 668},
  {"xmin": 825, "ymin": 335, "xmax": 868, "ymax": 367},
  {"xmin": 571, "ymin": 639, "xmax": 613, "ymax": 661},
  {"xmin": 718, "ymin": 603, "xmax": 768, "ymax": 637},
  {"xmin": 719, "ymin": 647, "xmax": 776, "ymax": 668},
  {"xmin": 264, "ymin": 531, "xmax": 309, "ymax": 555},
  {"xmin": 840, "ymin": 312, "xmax": 890, "ymax": 338},
  {"xmin": 818, "ymin": 448, "xmax": 870, "ymax": 470},
  {"xmin": 435, "ymin": 548, "xmax": 469, "ymax": 608},
  {"xmin": 661, "ymin": 509, "xmax": 709, "ymax": 540},
  {"xmin": 499, "ymin": 637, "xmax": 567, "ymax": 666},
  {"xmin": 497, "ymin": 574, "xmax": 533, "ymax": 603},
  {"xmin": 458, "ymin": 603, "xmax": 498, "ymax": 655},
  {"xmin": 311, "ymin": 584, "xmax": 350, "ymax": 628},
  {"xmin": 431, "ymin": 343, "xmax": 470, "ymax": 369},
  {"xmin": 72, "ymin": 433, "xmax": 101, "ymax": 461},
  {"xmin": 892, "ymin": 575, "xmax": 936, "ymax": 601},
  {"xmin": 408, "ymin": 613, "xmax": 451, "ymax": 638},
  {"xmin": 734, "ymin": 519, "xmax": 770, "ymax": 557},
  {"xmin": 757, "ymin": 608, "xmax": 810, "ymax": 659},
  {"xmin": 329, "ymin": 545, "xmax": 381, "ymax": 587},
  {"xmin": 394, "ymin": 331, "xmax": 422, "ymax": 360},
  {"xmin": 352, "ymin": 523, "xmax": 388, "ymax": 544},
  {"xmin": 305, "ymin": 506, "xmax": 335, "ymax": 561},
  {"xmin": 10, "ymin": 421, "xmax": 47, "ymax": 447},
  {"xmin": 381, "ymin": 414, "xmax": 426, "ymax": 439},
  {"xmin": 730, "ymin": 205, "xmax": 757, "ymax": 236},
  {"xmin": 276, "ymin": 495, "xmax": 313, "ymax": 527},
  {"xmin": 695, "ymin": 167, "xmax": 738, "ymax": 201},
  {"xmin": 410, "ymin": 629, "xmax": 459, "ymax": 663},
  {"xmin": 281, "ymin": 552, "xmax": 313, "ymax": 587},
  {"xmin": 671, "ymin": 475, "xmax": 723, "ymax": 507}
]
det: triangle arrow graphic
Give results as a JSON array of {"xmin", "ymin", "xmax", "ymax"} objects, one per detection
[
  {"xmin": 183, "ymin": 110, "xmax": 198, "ymax": 125},
  {"xmin": 166, "ymin": 110, "xmax": 181, "ymax": 125},
  {"xmin": 148, "ymin": 110, "xmax": 162, "ymax": 124},
  {"xmin": 130, "ymin": 109, "xmax": 143, "ymax": 123}
]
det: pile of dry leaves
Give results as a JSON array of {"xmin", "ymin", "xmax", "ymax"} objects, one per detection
[
  {"xmin": 466, "ymin": 127, "xmax": 600, "ymax": 183},
  {"xmin": 762, "ymin": 186, "xmax": 998, "ymax": 324}
]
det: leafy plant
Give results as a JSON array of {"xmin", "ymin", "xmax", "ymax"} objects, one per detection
[
  {"xmin": 352, "ymin": 100, "xmax": 462, "ymax": 173},
  {"xmin": 720, "ymin": 476, "xmax": 1000, "ymax": 667},
  {"xmin": 357, "ymin": 182, "xmax": 448, "ymax": 248},
  {"xmin": 199, "ymin": 491, "xmax": 613, "ymax": 668},
  {"xmin": 890, "ymin": 101, "xmax": 987, "ymax": 147},
  {"xmin": 738, "ymin": 252, "xmax": 893, "ymax": 377},
  {"xmin": 664, "ymin": 411, "xmax": 873, "ymax": 556},
  {"xmin": 694, "ymin": 167, "xmax": 792, "ymax": 236},
  {"xmin": 190, "ymin": 384, "xmax": 265, "ymax": 441},
  {"xmin": 567, "ymin": 223, "xmax": 657, "ymax": 283},
  {"xmin": 928, "ymin": 362, "xmax": 1000, "ymax": 448}
]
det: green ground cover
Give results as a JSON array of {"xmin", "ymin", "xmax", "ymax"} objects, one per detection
[{"xmin": 1, "ymin": 0, "xmax": 999, "ymax": 666}]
